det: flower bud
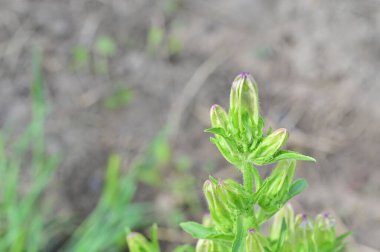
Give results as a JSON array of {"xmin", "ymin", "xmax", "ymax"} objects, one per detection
[
  {"xmin": 203, "ymin": 179, "xmax": 233, "ymax": 230},
  {"xmin": 210, "ymin": 104, "xmax": 229, "ymax": 130},
  {"xmin": 218, "ymin": 179, "xmax": 249, "ymax": 211},
  {"xmin": 229, "ymin": 72, "xmax": 260, "ymax": 132},
  {"xmin": 255, "ymin": 161, "xmax": 295, "ymax": 213},
  {"xmin": 250, "ymin": 128, "xmax": 288, "ymax": 165},
  {"xmin": 127, "ymin": 232, "xmax": 152, "ymax": 252},
  {"xmin": 211, "ymin": 137, "xmax": 242, "ymax": 167},
  {"xmin": 245, "ymin": 229, "xmax": 268, "ymax": 252},
  {"xmin": 196, "ymin": 239, "xmax": 221, "ymax": 252},
  {"xmin": 314, "ymin": 212, "xmax": 336, "ymax": 243},
  {"xmin": 270, "ymin": 204, "xmax": 295, "ymax": 241}
]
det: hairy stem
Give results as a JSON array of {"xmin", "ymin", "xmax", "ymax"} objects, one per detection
[
  {"xmin": 243, "ymin": 162, "xmax": 253, "ymax": 194},
  {"xmin": 251, "ymin": 165, "xmax": 262, "ymax": 192}
]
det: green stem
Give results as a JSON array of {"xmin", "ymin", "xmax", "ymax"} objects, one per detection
[
  {"xmin": 251, "ymin": 165, "xmax": 262, "ymax": 192},
  {"xmin": 243, "ymin": 162, "xmax": 253, "ymax": 194}
]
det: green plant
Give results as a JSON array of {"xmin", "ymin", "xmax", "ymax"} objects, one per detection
[
  {"xmin": 0, "ymin": 50, "xmax": 60, "ymax": 252},
  {"xmin": 0, "ymin": 50, "xmax": 148, "ymax": 252},
  {"xmin": 103, "ymin": 87, "xmax": 133, "ymax": 110},
  {"xmin": 71, "ymin": 45, "xmax": 90, "ymax": 71},
  {"xmin": 94, "ymin": 35, "xmax": 117, "ymax": 75},
  {"xmin": 127, "ymin": 73, "xmax": 350, "ymax": 251},
  {"xmin": 146, "ymin": 25, "xmax": 164, "ymax": 54},
  {"xmin": 63, "ymin": 154, "xmax": 148, "ymax": 252}
]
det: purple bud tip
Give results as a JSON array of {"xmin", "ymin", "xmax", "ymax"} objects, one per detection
[
  {"xmin": 248, "ymin": 228, "xmax": 255, "ymax": 233},
  {"xmin": 211, "ymin": 104, "xmax": 217, "ymax": 110},
  {"xmin": 323, "ymin": 212, "xmax": 329, "ymax": 218},
  {"xmin": 302, "ymin": 213, "xmax": 307, "ymax": 220},
  {"xmin": 239, "ymin": 72, "xmax": 250, "ymax": 78},
  {"xmin": 218, "ymin": 180, "xmax": 224, "ymax": 186}
]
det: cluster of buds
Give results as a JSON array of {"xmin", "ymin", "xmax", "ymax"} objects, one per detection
[
  {"xmin": 267, "ymin": 205, "xmax": 350, "ymax": 252},
  {"xmin": 208, "ymin": 72, "xmax": 314, "ymax": 168},
  {"xmin": 203, "ymin": 177, "xmax": 250, "ymax": 232}
]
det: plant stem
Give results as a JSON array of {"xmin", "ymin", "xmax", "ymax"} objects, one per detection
[
  {"xmin": 243, "ymin": 162, "xmax": 253, "ymax": 194},
  {"xmin": 251, "ymin": 165, "xmax": 262, "ymax": 192}
]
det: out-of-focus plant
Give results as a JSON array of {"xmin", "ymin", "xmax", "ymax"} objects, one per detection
[
  {"xmin": 71, "ymin": 45, "xmax": 90, "ymax": 71},
  {"xmin": 0, "ymin": 50, "xmax": 60, "ymax": 252},
  {"xmin": 103, "ymin": 87, "xmax": 133, "ymax": 110},
  {"xmin": 94, "ymin": 35, "xmax": 117, "ymax": 75},
  {"xmin": 147, "ymin": 25, "xmax": 165, "ymax": 55},
  {"xmin": 133, "ymin": 129, "xmax": 201, "ymax": 226},
  {"xmin": 63, "ymin": 154, "xmax": 148, "ymax": 252},
  {"xmin": 0, "ymin": 50, "xmax": 147, "ymax": 252},
  {"xmin": 127, "ymin": 72, "xmax": 350, "ymax": 251}
]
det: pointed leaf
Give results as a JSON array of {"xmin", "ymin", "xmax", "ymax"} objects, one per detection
[
  {"xmin": 150, "ymin": 224, "xmax": 160, "ymax": 252},
  {"xmin": 272, "ymin": 219, "xmax": 288, "ymax": 252},
  {"xmin": 231, "ymin": 215, "xmax": 244, "ymax": 252},
  {"xmin": 288, "ymin": 179, "xmax": 308, "ymax": 199},
  {"xmin": 205, "ymin": 127, "xmax": 228, "ymax": 138},
  {"xmin": 272, "ymin": 150, "xmax": 316, "ymax": 163},
  {"xmin": 180, "ymin": 222, "xmax": 234, "ymax": 241},
  {"xmin": 173, "ymin": 245, "xmax": 195, "ymax": 252}
]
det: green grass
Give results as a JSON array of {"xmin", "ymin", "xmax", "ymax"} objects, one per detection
[
  {"xmin": 63, "ymin": 154, "xmax": 149, "ymax": 252},
  {"xmin": 0, "ymin": 49, "xmax": 149, "ymax": 251},
  {"xmin": 0, "ymin": 49, "xmax": 60, "ymax": 252}
]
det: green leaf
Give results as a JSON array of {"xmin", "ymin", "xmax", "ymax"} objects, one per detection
[
  {"xmin": 288, "ymin": 179, "xmax": 308, "ymax": 199},
  {"xmin": 274, "ymin": 219, "xmax": 287, "ymax": 252},
  {"xmin": 335, "ymin": 231, "xmax": 351, "ymax": 244},
  {"xmin": 272, "ymin": 150, "xmax": 316, "ymax": 163},
  {"xmin": 151, "ymin": 224, "xmax": 160, "ymax": 252},
  {"xmin": 180, "ymin": 222, "xmax": 234, "ymax": 241},
  {"xmin": 231, "ymin": 215, "xmax": 244, "ymax": 252},
  {"xmin": 208, "ymin": 175, "xmax": 219, "ymax": 184},
  {"xmin": 173, "ymin": 245, "xmax": 195, "ymax": 252},
  {"xmin": 204, "ymin": 127, "xmax": 228, "ymax": 138}
]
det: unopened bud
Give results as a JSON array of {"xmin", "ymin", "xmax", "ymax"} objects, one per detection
[
  {"xmin": 314, "ymin": 212, "xmax": 336, "ymax": 242},
  {"xmin": 203, "ymin": 179, "xmax": 233, "ymax": 230},
  {"xmin": 229, "ymin": 72, "xmax": 260, "ymax": 132},
  {"xmin": 218, "ymin": 179, "xmax": 249, "ymax": 211},
  {"xmin": 211, "ymin": 137, "xmax": 241, "ymax": 167},
  {"xmin": 245, "ymin": 228, "xmax": 268, "ymax": 252},
  {"xmin": 196, "ymin": 239, "xmax": 220, "ymax": 252},
  {"xmin": 126, "ymin": 232, "xmax": 152, "ymax": 252},
  {"xmin": 210, "ymin": 104, "xmax": 229, "ymax": 130},
  {"xmin": 250, "ymin": 128, "xmax": 288, "ymax": 164},
  {"xmin": 270, "ymin": 204, "xmax": 295, "ymax": 240},
  {"xmin": 256, "ymin": 161, "xmax": 295, "ymax": 213}
]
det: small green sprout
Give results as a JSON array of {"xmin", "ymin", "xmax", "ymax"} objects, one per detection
[
  {"xmin": 147, "ymin": 25, "xmax": 164, "ymax": 54},
  {"xmin": 95, "ymin": 35, "xmax": 117, "ymax": 57},
  {"xmin": 94, "ymin": 35, "xmax": 117, "ymax": 75},
  {"xmin": 71, "ymin": 45, "xmax": 90, "ymax": 70},
  {"xmin": 103, "ymin": 87, "xmax": 133, "ymax": 110}
]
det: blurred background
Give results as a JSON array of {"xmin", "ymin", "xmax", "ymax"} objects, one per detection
[{"xmin": 0, "ymin": 0, "xmax": 379, "ymax": 251}]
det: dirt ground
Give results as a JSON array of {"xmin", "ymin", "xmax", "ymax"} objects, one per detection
[{"xmin": 0, "ymin": 0, "xmax": 380, "ymax": 250}]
